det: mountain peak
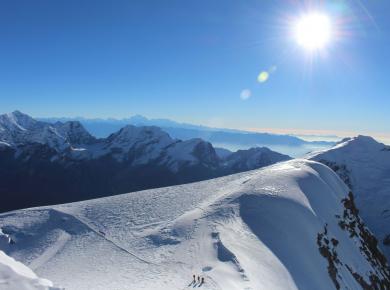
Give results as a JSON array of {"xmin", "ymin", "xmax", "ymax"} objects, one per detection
[
  {"xmin": 353, "ymin": 135, "xmax": 378, "ymax": 143},
  {"xmin": 127, "ymin": 114, "xmax": 149, "ymax": 125},
  {"xmin": 0, "ymin": 111, "xmax": 38, "ymax": 132},
  {"xmin": 0, "ymin": 112, "xmax": 101, "ymax": 149},
  {"xmin": 9, "ymin": 110, "xmax": 35, "ymax": 121},
  {"xmin": 11, "ymin": 110, "xmax": 25, "ymax": 116},
  {"xmin": 111, "ymin": 124, "xmax": 171, "ymax": 141},
  {"xmin": 54, "ymin": 121, "xmax": 96, "ymax": 145},
  {"xmin": 338, "ymin": 135, "xmax": 384, "ymax": 150}
]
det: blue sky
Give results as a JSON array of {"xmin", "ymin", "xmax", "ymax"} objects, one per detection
[{"xmin": 1, "ymin": 0, "xmax": 390, "ymax": 142}]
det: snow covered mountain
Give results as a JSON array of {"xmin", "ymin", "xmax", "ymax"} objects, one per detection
[
  {"xmin": 0, "ymin": 159, "xmax": 388, "ymax": 290},
  {"xmin": 39, "ymin": 115, "xmax": 335, "ymax": 157},
  {"xmin": 0, "ymin": 111, "xmax": 98, "ymax": 151},
  {"xmin": 222, "ymin": 147, "xmax": 291, "ymax": 172},
  {"xmin": 0, "ymin": 249, "xmax": 59, "ymax": 290},
  {"xmin": 0, "ymin": 111, "xmax": 290, "ymax": 212},
  {"xmin": 308, "ymin": 135, "xmax": 390, "ymax": 263}
]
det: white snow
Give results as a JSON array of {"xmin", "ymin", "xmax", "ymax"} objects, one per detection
[
  {"xmin": 0, "ymin": 159, "xmax": 386, "ymax": 290},
  {"xmin": 0, "ymin": 250, "xmax": 59, "ymax": 290}
]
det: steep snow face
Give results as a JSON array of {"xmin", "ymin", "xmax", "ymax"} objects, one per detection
[
  {"xmin": 308, "ymin": 135, "xmax": 390, "ymax": 260},
  {"xmin": 0, "ymin": 250, "xmax": 59, "ymax": 290},
  {"xmin": 0, "ymin": 160, "xmax": 388, "ymax": 290}
]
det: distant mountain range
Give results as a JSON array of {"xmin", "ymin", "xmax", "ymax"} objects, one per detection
[
  {"xmin": 39, "ymin": 115, "xmax": 335, "ymax": 157},
  {"xmin": 0, "ymin": 111, "xmax": 291, "ymax": 212}
]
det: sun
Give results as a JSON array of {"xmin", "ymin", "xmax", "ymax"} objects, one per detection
[{"xmin": 294, "ymin": 12, "xmax": 332, "ymax": 51}]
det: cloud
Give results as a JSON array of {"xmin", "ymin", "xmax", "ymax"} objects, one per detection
[{"xmin": 240, "ymin": 89, "xmax": 251, "ymax": 100}]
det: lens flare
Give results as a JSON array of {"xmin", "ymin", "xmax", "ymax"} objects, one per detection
[
  {"xmin": 257, "ymin": 71, "xmax": 269, "ymax": 83},
  {"xmin": 240, "ymin": 89, "xmax": 251, "ymax": 100}
]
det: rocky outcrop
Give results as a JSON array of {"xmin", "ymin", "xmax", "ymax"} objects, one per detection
[{"xmin": 317, "ymin": 192, "xmax": 390, "ymax": 289}]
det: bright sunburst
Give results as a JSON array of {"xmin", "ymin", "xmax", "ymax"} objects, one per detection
[{"xmin": 294, "ymin": 12, "xmax": 332, "ymax": 51}]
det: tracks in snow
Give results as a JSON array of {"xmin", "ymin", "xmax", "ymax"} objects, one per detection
[
  {"xmin": 29, "ymin": 230, "xmax": 71, "ymax": 270},
  {"xmin": 56, "ymin": 210, "xmax": 156, "ymax": 266}
]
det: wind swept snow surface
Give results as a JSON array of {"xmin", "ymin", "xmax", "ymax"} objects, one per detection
[{"xmin": 0, "ymin": 160, "xmax": 389, "ymax": 289}]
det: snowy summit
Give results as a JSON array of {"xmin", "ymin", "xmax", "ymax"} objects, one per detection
[{"xmin": 309, "ymin": 135, "xmax": 390, "ymax": 262}]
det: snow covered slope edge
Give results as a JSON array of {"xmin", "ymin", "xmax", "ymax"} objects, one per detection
[
  {"xmin": 0, "ymin": 250, "xmax": 60, "ymax": 290},
  {"xmin": 0, "ymin": 160, "xmax": 389, "ymax": 289}
]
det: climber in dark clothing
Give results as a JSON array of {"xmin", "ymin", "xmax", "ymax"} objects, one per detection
[{"xmin": 193, "ymin": 274, "xmax": 196, "ymax": 282}]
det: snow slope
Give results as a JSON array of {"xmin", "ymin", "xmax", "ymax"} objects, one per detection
[
  {"xmin": 0, "ymin": 250, "xmax": 59, "ymax": 290},
  {"xmin": 0, "ymin": 159, "xmax": 389, "ymax": 290},
  {"xmin": 308, "ymin": 135, "xmax": 390, "ymax": 261}
]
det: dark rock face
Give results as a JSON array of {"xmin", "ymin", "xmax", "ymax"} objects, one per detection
[
  {"xmin": 312, "ymin": 138, "xmax": 390, "ymax": 265},
  {"xmin": 340, "ymin": 193, "xmax": 389, "ymax": 275},
  {"xmin": 317, "ymin": 192, "xmax": 390, "ymax": 289},
  {"xmin": 317, "ymin": 225, "xmax": 341, "ymax": 290}
]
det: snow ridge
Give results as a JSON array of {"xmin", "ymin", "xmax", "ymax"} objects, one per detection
[{"xmin": 0, "ymin": 159, "xmax": 388, "ymax": 290}]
